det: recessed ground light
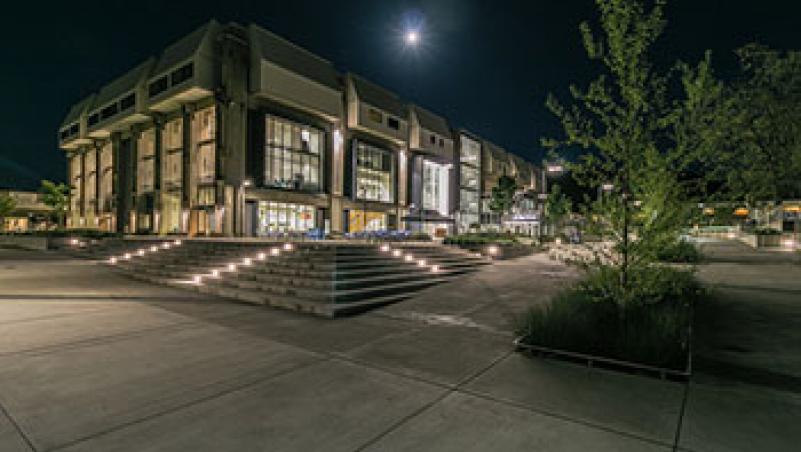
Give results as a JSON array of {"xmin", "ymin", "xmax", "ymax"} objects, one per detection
[
  {"xmin": 109, "ymin": 257, "xmax": 117, "ymax": 264},
  {"xmin": 123, "ymin": 253, "xmax": 132, "ymax": 260},
  {"xmin": 380, "ymin": 245, "xmax": 390, "ymax": 252},
  {"xmin": 283, "ymin": 243, "xmax": 294, "ymax": 251},
  {"xmin": 150, "ymin": 246, "xmax": 158, "ymax": 252},
  {"xmin": 417, "ymin": 260, "xmax": 427, "ymax": 267},
  {"xmin": 392, "ymin": 250, "xmax": 402, "ymax": 257},
  {"xmin": 210, "ymin": 269, "xmax": 220, "ymax": 278},
  {"xmin": 227, "ymin": 263, "xmax": 237, "ymax": 272},
  {"xmin": 257, "ymin": 252, "xmax": 266, "ymax": 260},
  {"xmin": 193, "ymin": 275, "xmax": 203, "ymax": 284},
  {"xmin": 242, "ymin": 258, "xmax": 252, "ymax": 266},
  {"xmin": 270, "ymin": 248, "xmax": 281, "ymax": 256},
  {"xmin": 404, "ymin": 254, "xmax": 414, "ymax": 262},
  {"xmin": 431, "ymin": 265, "xmax": 440, "ymax": 273}
]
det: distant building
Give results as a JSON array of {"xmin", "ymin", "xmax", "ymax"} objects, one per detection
[
  {"xmin": 0, "ymin": 190, "xmax": 53, "ymax": 232},
  {"xmin": 58, "ymin": 20, "xmax": 539, "ymax": 237}
]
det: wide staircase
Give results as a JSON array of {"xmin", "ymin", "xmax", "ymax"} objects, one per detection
[{"xmin": 99, "ymin": 240, "xmax": 490, "ymax": 317}]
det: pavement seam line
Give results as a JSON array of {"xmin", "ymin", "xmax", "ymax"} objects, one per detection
[
  {"xmin": 671, "ymin": 381, "xmax": 691, "ymax": 452},
  {"xmin": 350, "ymin": 348, "xmax": 514, "ymax": 452},
  {"xmin": 46, "ymin": 356, "xmax": 331, "ymax": 452},
  {"xmin": 0, "ymin": 395, "xmax": 38, "ymax": 452}
]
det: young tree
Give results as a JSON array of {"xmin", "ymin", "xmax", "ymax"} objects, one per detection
[
  {"xmin": 40, "ymin": 180, "xmax": 69, "ymax": 228},
  {"xmin": 543, "ymin": 0, "xmax": 711, "ymax": 293},
  {"xmin": 545, "ymin": 183, "xmax": 572, "ymax": 236},
  {"xmin": 0, "ymin": 194, "xmax": 16, "ymax": 232},
  {"xmin": 489, "ymin": 175, "xmax": 517, "ymax": 218}
]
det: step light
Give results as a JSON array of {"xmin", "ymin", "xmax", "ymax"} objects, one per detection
[
  {"xmin": 270, "ymin": 248, "xmax": 281, "ymax": 256},
  {"xmin": 404, "ymin": 254, "xmax": 414, "ymax": 262},
  {"xmin": 380, "ymin": 245, "xmax": 390, "ymax": 252},
  {"xmin": 431, "ymin": 265, "xmax": 440, "ymax": 273},
  {"xmin": 257, "ymin": 252, "xmax": 267, "ymax": 260},
  {"xmin": 123, "ymin": 253, "xmax": 132, "ymax": 260},
  {"xmin": 109, "ymin": 257, "xmax": 117, "ymax": 264},
  {"xmin": 210, "ymin": 269, "xmax": 220, "ymax": 278},
  {"xmin": 227, "ymin": 263, "xmax": 237, "ymax": 272},
  {"xmin": 417, "ymin": 259, "xmax": 427, "ymax": 267},
  {"xmin": 392, "ymin": 250, "xmax": 402, "ymax": 257},
  {"xmin": 242, "ymin": 258, "xmax": 252, "ymax": 266},
  {"xmin": 150, "ymin": 246, "xmax": 158, "ymax": 252},
  {"xmin": 283, "ymin": 243, "xmax": 294, "ymax": 251}
]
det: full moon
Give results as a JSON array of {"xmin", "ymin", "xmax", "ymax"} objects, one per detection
[{"xmin": 405, "ymin": 30, "xmax": 419, "ymax": 45}]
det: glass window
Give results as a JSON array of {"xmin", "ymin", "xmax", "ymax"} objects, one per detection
[
  {"xmin": 387, "ymin": 117, "xmax": 400, "ymax": 130},
  {"xmin": 460, "ymin": 135, "xmax": 481, "ymax": 166},
  {"xmin": 355, "ymin": 142, "xmax": 394, "ymax": 203},
  {"xmin": 137, "ymin": 129, "xmax": 156, "ymax": 193},
  {"xmin": 264, "ymin": 115, "xmax": 322, "ymax": 192},
  {"xmin": 193, "ymin": 106, "xmax": 216, "ymax": 196},
  {"xmin": 422, "ymin": 160, "xmax": 450, "ymax": 215},
  {"xmin": 460, "ymin": 165, "xmax": 479, "ymax": 189},
  {"xmin": 256, "ymin": 201, "xmax": 316, "ymax": 234}
]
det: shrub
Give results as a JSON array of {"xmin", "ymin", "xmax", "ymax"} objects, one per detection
[
  {"xmin": 517, "ymin": 265, "xmax": 703, "ymax": 371},
  {"xmin": 753, "ymin": 227, "xmax": 782, "ymax": 235},
  {"xmin": 656, "ymin": 240, "xmax": 701, "ymax": 263}
]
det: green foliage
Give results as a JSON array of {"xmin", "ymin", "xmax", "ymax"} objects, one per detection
[
  {"xmin": 656, "ymin": 240, "xmax": 701, "ymax": 263},
  {"xmin": 443, "ymin": 232, "xmax": 517, "ymax": 246},
  {"xmin": 752, "ymin": 227, "xmax": 782, "ymax": 236},
  {"xmin": 517, "ymin": 265, "xmax": 702, "ymax": 370},
  {"xmin": 39, "ymin": 180, "xmax": 69, "ymax": 227},
  {"xmin": 543, "ymin": 0, "xmax": 710, "ymax": 292},
  {"xmin": 488, "ymin": 175, "xmax": 517, "ymax": 215},
  {"xmin": 0, "ymin": 194, "xmax": 16, "ymax": 219},
  {"xmin": 545, "ymin": 184, "xmax": 572, "ymax": 234}
]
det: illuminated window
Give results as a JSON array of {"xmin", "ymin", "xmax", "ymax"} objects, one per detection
[
  {"xmin": 137, "ymin": 129, "xmax": 156, "ymax": 193},
  {"xmin": 356, "ymin": 142, "xmax": 394, "ymax": 203},
  {"xmin": 264, "ymin": 115, "xmax": 322, "ymax": 191},
  {"xmin": 257, "ymin": 201, "xmax": 316, "ymax": 234}
]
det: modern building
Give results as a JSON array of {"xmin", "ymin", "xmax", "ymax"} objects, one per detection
[
  {"xmin": 0, "ymin": 190, "xmax": 53, "ymax": 232},
  {"xmin": 59, "ymin": 20, "xmax": 539, "ymax": 237}
]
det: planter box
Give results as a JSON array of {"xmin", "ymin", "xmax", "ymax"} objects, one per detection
[
  {"xmin": 739, "ymin": 233, "xmax": 780, "ymax": 248},
  {"xmin": 514, "ymin": 336, "xmax": 691, "ymax": 381}
]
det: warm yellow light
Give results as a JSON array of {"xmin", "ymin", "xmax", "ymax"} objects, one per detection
[
  {"xmin": 487, "ymin": 246, "xmax": 500, "ymax": 256},
  {"xmin": 193, "ymin": 275, "xmax": 203, "ymax": 284},
  {"xmin": 162, "ymin": 243, "xmax": 171, "ymax": 249},
  {"xmin": 734, "ymin": 208, "xmax": 749, "ymax": 217},
  {"xmin": 137, "ymin": 249, "xmax": 145, "ymax": 256},
  {"xmin": 123, "ymin": 253, "xmax": 132, "ymax": 260}
]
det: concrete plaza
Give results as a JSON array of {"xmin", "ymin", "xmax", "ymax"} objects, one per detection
[{"xmin": 0, "ymin": 241, "xmax": 797, "ymax": 451}]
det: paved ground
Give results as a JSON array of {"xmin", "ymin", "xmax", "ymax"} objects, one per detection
[{"xmin": 0, "ymin": 242, "xmax": 797, "ymax": 451}]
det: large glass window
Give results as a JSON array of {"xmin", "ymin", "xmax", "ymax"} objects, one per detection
[
  {"xmin": 137, "ymin": 129, "xmax": 156, "ymax": 193},
  {"xmin": 193, "ymin": 106, "xmax": 216, "ymax": 205},
  {"xmin": 422, "ymin": 160, "xmax": 450, "ymax": 215},
  {"xmin": 348, "ymin": 211, "xmax": 387, "ymax": 233},
  {"xmin": 70, "ymin": 155, "xmax": 82, "ymax": 214},
  {"xmin": 460, "ymin": 135, "xmax": 481, "ymax": 166},
  {"xmin": 460, "ymin": 165, "xmax": 479, "ymax": 190},
  {"xmin": 356, "ymin": 142, "xmax": 394, "ymax": 202},
  {"xmin": 84, "ymin": 150, "xmax": 97, "ymax": 209},
  {"xmin": 162, "ymin": 118, "xmax": 183, "ymax": 191},
  {"xmin": 257, "ymin": 201, "xmax": 316, "ymax": 234},
  {"xmin": 264, "ymin": 115, "xmax": 322, "ymax": 191}
]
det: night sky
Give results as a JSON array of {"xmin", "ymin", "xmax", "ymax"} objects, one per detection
[{"xmin": 2, "ymin": 0, "xmax": 800, "ymax": 190}]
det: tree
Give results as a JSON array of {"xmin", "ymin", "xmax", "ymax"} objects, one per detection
[
  {"xmin": 545, "ymin": 183, "xmax": 572, "ymax": 235},
  {"xmin": 0, "ymin": 194, "xmax": 16, "ymax": 232},
  {"xmin": 543, "ymin": 0, "xmax": 711, "ymax": 294},
  {"xmin": 489, "ymin": 175, "xmax": 517, "ymax": 217},
  {"xmin": 40, "ymin": 180, "xmax": 69, "ymax": 228}
]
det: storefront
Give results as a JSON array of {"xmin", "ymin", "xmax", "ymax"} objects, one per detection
[
  {"xmin": 256, "ymin": 200, "xmax": 316, "ymax": 235},
  {"xmin": 347, "ymin": 210, "xmax": 387, "ymax": 233}
]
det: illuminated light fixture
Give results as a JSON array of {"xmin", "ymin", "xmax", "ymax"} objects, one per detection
[
  {"xmin": 487, "ymin": 246, "xmax": 500, "ymax": 256},
  {"xmin": 782, "ymin": 239, "xmax": 796, "ymax": 249},
  {"xmin": 174, "ymin": 239, "xmax": 182, "ymax": 245},
  {"xmin": 283, "ymin": 243, "xmax": 294, "ymax": 251},
  {"xmin": 137, "ymin": 249, "xmax": 145, "ymax": 256},
  {"xmin": 70, "ymin": 238, "xmax": 79, "ymax": 245},
  {"xmin": 270, "ymin": 247, "xmax": 281, "ymax": 256},
  {"xmin": 242, "ymin": 258, "xmax": 252, "ymax": 266},
  {"xmin": 555, "ymin": 238, "xmax": 563, "ymax": 245},
  {"xmin": 227, "ymin": 263, "xmax": 237, "ymax": 272},
  {"xmin": 417, "ymin": 259, "xmax": 427, "ymax": 267},
  {"xmin": 602, "ymin": 183, "xmax": 615, "ymax": 192},
  {"xmin": 150, "ymin": 245, "xmax": 158, "ymax": 252},
  {"xmin": 257, "ymin": 252, "xmax": 266, "ymax": 261},
  {"xmin": 404, "ymin": 254, "xmax": 414, "ymax": 262},
  {"xmin": 193, "ymin": 275, "xmax": 203, "ymax": 284},
  {"xmin": 392, "ymin": 250, "xmax": 402, "ymax": 257},
  {"xmin": 733, "ymin": 208, "xmax": 749, "ymax": 217},
  {"xmin": 210, "ymin": 269, "xmax": 220, "ymax": 278},
  {"xmin": 242, "ymin": 179, "xmax": 253, "ymax": 188},
  {"xmin": 727, "ymin": 232, "xmax": 736, "ymax": 240},
  {"xmin": 431, "ymin": 265, "xmax": 440, "ymax": 273},
  {"xmin": 547, "ymin": 164, "xmax": 564, "ymax": 173},
  {"xmin": 380, "ymin": 245, "xmax": 390, "ymax": 252},
  {"xmin": 162, "ymin": 243, "xmax": 171, "ymax": 249},
  {"xmin": 123, "ymin": 253, "xmax": 132, "ymax": 260},
  {"xmin": 109, "ymin": 257, "xmax": 117, "ymax": 264},
  {"xmin": 405, "ymin": 30, "xmax": 419, "ymax": 46}
]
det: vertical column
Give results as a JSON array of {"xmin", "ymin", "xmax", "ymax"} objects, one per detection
[
  {"xmin": 153, "ymin": 117, "xmax": 163, "ymax": 234},
  {"xmin": 79, "ymin": 150, "xmax": 86, "ymax": 222}
]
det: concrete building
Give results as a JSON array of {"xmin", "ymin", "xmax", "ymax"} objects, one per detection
[
  {"xmin": 0, "ymin": 190, "xmax": 53, "ymax": 232},
  {"xmin": 59, "ymin": 20, "xmax": 539, "ymax": 237}
]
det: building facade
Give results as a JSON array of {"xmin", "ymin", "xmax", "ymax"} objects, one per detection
[{"xmin": 59, "ymin": 21, "xmax": 539, "ymax": 237}]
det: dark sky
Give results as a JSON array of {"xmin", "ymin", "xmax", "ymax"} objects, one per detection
[{"xmin": 2, "ymin": 0, "xmax": 800, "ymax": 190}]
